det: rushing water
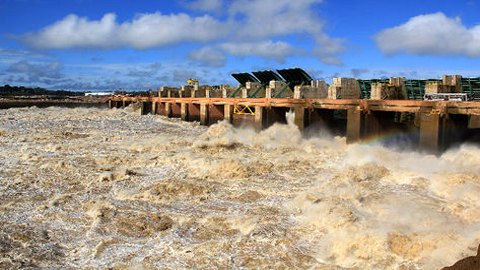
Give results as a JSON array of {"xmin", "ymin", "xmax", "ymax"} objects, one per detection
[{"xmin": 0, "ymin": 106, "xmax": 479, "ymax": 269}]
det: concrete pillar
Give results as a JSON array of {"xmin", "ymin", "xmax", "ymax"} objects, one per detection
[
  {"xmin": 346, "ymin": 109, "xmax": 362, "ymax": 143},
  {"xmin": 151, "ymin": 102, "xmax": 156, "ymax": 115},
  {"xmin": 108, "ymin": 100, "xmax": 113, "ymax": 109},
  {"xmin": 224, "ymin": 104, "xmax": 233, "ymax": 123},
  {"xmin": 200, "ymin": 103, "xmax": 208, "ymax": 125},
  {"xmin": 165, "ymin": 103, "xmax": 171, "ymax": 117},
  {"xmin": 265, "ymin": 87, "xmax": 273, "ymax": 99},
  {"xmin": 419, "ymin": 112, "xmax": 442, "ymax": 152},
  {"xmin": 242, "ymin": 89, "xmax": 248, "ymax": 98},
  {"xmin": 254, "ymin": 106, "xmax": 264, "ymax": 131},
  {"xmin": 293, "ymin": 106, "xmax": 305, "ymax": 131},
  {"xmin": 122, "ymin": 100, "xmax": 126, "ymax": 109},
  {"xmin": 293, "ymin": 86, "xmax": 302, "ymax": 99},
  {"xmin": 181, "ymin": 102, "xmax": 188, "ymax": 121}
]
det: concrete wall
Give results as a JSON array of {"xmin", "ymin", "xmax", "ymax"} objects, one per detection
[
  {"xmin": 328, "ymin": 78, "xmax": 361, "ymax": 99},
  {"xmin": 294, "ymin": 85, "xmax": 328, "ymax": 99},
  {"xmin": 369, "ymin": 77, "xmax": 406, "ymax": 100}
]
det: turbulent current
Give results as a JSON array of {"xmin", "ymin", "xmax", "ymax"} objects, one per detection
[{"xmin": 0, "ymin": 106, "xmax": 479, "ymax": 269}]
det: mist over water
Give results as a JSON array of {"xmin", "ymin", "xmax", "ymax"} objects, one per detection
[{"xmin": 0, "ymin": 106, "xmax": 479, "ymax": 269}]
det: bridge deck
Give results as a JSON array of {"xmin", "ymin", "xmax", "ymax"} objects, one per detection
[{"xmin": 112, "ymin": 97, "xmax": 480, "ymax": 115}]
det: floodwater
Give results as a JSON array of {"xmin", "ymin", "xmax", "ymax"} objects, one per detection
[{"xmin": 0, "ymin": 106, "xmax": 479, "ymax": 269}]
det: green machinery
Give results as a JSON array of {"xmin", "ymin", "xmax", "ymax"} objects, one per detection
[
  {"xmin": 250, "ymin": 70, "xmax": 283, "ymax": 98},
  {"xmin": 358, "ymin": 79, "xmax": 389, "ymax": 99},
  {"xmin": 276, "ymin": 68, "xmax": 313, "ymax": 98},
  {"xmin": 461, "ymin": 77, "xmax": 480, "ymax": 100},
  {"xmin": 229, "ymin": 73, "xmax": 259, "ymax": 97},
  {"xmin": 359, "ymin": 78, "xmax": 480, "ymax": 100},
  {"xmin": 232, "ymin": 69, "xmax": 480, "ymax": 100}
]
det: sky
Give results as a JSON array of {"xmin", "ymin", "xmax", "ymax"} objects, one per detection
[{"xmin": 0, "ymin": 0, "xmax": 479, "ymax": 91}]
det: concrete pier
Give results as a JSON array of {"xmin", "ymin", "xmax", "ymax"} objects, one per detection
[
  {"xmin": 181, "ymin": 102, "xmax": 188, "ymax": 121},
  {"xmin": 419, "ymin": 112, "xmax": 446, "ymax": 152},
  {"xmin": 111, "ymin": 97, "xmax": 480, "ymax": 153},
  {"xmin": 200, "ymin": 103, "xmax": 208, "ymax": 125}
]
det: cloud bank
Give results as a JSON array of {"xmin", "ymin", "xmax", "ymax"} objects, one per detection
[
  {"xmin": 375, "ymin": 12, "xmax": 480, "ymax": 57},
  {"xmin": 23, "ymin": 13, "xmax": 227, "ymax": 49},
  {"xmin": 20, "ymin": 0, "xmax": 344, "ymax": 65}
]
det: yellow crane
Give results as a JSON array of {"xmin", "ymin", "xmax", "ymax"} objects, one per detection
[{"xmin": 187, "ymin": 79, "xmax": 199, "ymax": 86}]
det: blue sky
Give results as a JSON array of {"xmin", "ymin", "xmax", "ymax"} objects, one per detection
[{"xmin": 0, "ymin": 0, "xmax": 479, "ymax": 91}]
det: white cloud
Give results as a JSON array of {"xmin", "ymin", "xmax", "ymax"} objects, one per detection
[
  {"xmin": 375, "ymin": 12, "xmax": 480, "ymax": 57},
  {"xmin": 186, "ymin": 0, "xmax": 223, "ymax": 12},
  {"xmin": 227, "ymin": 0, "xmax": 344, "ymax": 64},
  {"xmin": 188, "ymin": 46, "xmax": 226, "ymax": 67},
  {"xmin": 228, "ymin": 0, "xmax": 322, "ymax": 38},
  {"xmin": 221, "ymin": 41, "xmax": 296, "ymax": 62},
  {"xmin": 19, "ymin": 0, "xmax": 344, "ymax": 65},
  {"xmin": 23, "ymin": 12, "xmax": 227, "ymax": 49}
]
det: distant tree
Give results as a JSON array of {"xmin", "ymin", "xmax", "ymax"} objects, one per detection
[{"xmin": 0, "ymin": 85, "xmax": 85, "ymax": 97}]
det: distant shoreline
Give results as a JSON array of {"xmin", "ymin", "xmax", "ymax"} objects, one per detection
[{"xmin": 0, "ymin": 95, "xmax": 109, "ymax": 109}]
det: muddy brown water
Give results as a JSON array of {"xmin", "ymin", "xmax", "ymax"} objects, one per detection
[{"xmin": 0, "ymin": 106, "xmax": 479, "ymax": 269}]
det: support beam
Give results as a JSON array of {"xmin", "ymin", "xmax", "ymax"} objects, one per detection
[
  {"xmin": 165, "ymin": 103, "xmax": 171, "ymax": 117},
  {"xmin": 200, "ymin": 103, "xmax": 208, "ymax": 125},
  {"xmin": 419, "ymin": 112, "xmax": 442, "ymax": 152},
  {"xmin": 293, "ymin": 106, "xmax": 305, "ymax": 131},
  {"xmin": 254, "ymin": 105, "xmax": 264, "ymax": 131},
  {"xmin": 151, "ymin": 102, "xmax": 156, "ymax": 115},
  {"xmin": 346, "ymin": 109, "xmax": 362, "ymax": 143},
  {"xmin": 181, "ymin": 102, "xmax": 188, "ymax": 121},
  {"xmin": 224, "ymin": 104, "xmax": 233, "ymax": 123}
]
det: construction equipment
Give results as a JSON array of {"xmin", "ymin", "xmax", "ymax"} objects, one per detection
[
  {"xmin": 229, "ymin": 73, "xmax": 259, "ymax": 98},
  {"xmin": 187, "ymin": 79, "xmax": 199, "ymax": 86},
  {"xmin": 424, "ymin": 93, "xmax": 470, "ymax": 101},
  {"xmin": 276, "ymin": 68, "xmax": 313, "ymax": 98},
  {"xmin": 250, "ymin": 70, "xmax": 283, "ymax": 98}
]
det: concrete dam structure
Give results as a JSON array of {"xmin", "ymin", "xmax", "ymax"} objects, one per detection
[{"xmin": 109, "ymin": 68, "xmax": 480, "ymax": 153}]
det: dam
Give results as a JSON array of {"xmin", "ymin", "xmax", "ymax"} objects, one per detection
[
  {"xmin": 109, "ymin": 98, "xmax": 479, "ymax": 154},
  {"xmin": 109, "ymin": 69, "xmax": 480, "ymax": 153}
]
